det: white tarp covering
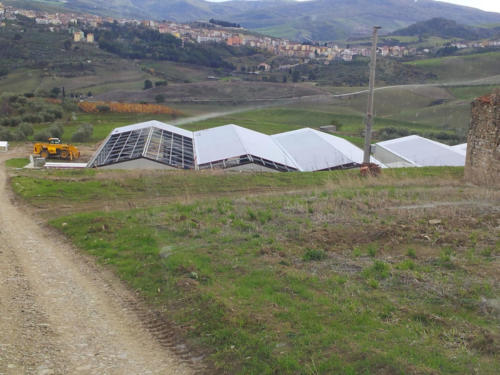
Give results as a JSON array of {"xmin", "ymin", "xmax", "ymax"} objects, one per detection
[
  {"xmin": 272, "ymin": 128, "xmax": 382, "ymax": 171},
  {"xmin": 194, "ymin": 124, "xmax": 298, "ymax": 169},
  {"xmin": 45, "ymin": 162, "xmax": 88, "ymax": 169},
  {"xmin": 450, "ymin": 143, "xmax": 467, "ymax": 156},
  {"xmin": 375, "ymin": 135, "xmax": 465, "ymax": 167},
  {"xmin": 0, "ymin": 141, "xmax": 8, "ymax": 151}
]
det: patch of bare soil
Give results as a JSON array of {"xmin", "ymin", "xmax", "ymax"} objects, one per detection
[{"xmin": 0, "ymin": 150, "xmax": 200, "ymax": 374}]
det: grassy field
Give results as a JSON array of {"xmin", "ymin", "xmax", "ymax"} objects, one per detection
[
  {"xmin": 180, "ymin": 103, "xmax": 459, "ymax": 146},
  {"xmin": 447, "ymin": 85, "xmax": 500, "ymax": 100},
  {"xmin": 5, "ymin": 158, "xmax": 29, "ymax": 168},
  {"xmin": 8, "ymin": 165, "xmax": 500, "ymax": 374},
  {"xmin": 404, "ymin": 52, "xmax": 500, "ymax": 81}
]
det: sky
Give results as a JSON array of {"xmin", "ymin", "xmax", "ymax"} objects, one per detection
[
  {"xmin": 206, "ymin": 0, "xmax": 500, "ymax": 14},
  {"xmin": 436, "ymin": 0, "xmax": 500, "ymax": 13}
]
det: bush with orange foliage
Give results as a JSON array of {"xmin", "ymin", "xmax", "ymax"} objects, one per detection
[{"xmin": 78, "ymin": 101, "xmax": 182, "ymax": 115}]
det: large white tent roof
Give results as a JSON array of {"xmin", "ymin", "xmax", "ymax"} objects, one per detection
[
  {"xmin": 272, "ymin": 128, "xmax": 382, "ymax": 171},
  {"xmin": 450, "ymin": 143, "xmax": 467, "ymax": 156},
  {"xmin": 376, "ymin": 135, "xmax": 465, "ymax": 167},
  {"xmin": 194, "ymin": 124, "xmax": 298, "ymax": 169}
]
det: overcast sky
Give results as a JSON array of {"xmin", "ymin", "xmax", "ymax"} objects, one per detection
[
  {"xmin": 437, "ymin": 0, "xmax": 500, "ymax": 13},
  {"xmin": 206, "ymin": 0, "xmax": 500, "ymax": 14}
]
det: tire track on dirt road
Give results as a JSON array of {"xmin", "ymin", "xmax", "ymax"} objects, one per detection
[{"xmin": 0, "ymin": 151, "xmax": 197, "ymax": 375}]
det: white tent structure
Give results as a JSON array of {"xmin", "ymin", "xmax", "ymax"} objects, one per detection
[
  {"xmin": 373, "ymin": 135, "xmax": 465, "ymax": 167},
  {"xmin": 450, "ymin": 143, "xmax": 467, "ymax": 156},
  {"xmin": 87, "ymin": 121, "xmax": 195, "ymax": 169},
  {"xmin": 194, "ymin": 124, "xmax": 299, "ymax": 172},
  {"xmin": 272, "ymin": 128, "xmax": 382, "ymax": 171},
  {"xmin": 0, "ymin": 141, "xmax": 8, "ymax": 152},
  {"xmin": 87, "ymin": 121, "xmax": 400, "ymax": 172}
]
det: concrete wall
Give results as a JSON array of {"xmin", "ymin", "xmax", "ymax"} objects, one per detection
[
  {"xmin": 99, "ymin": 158, "xmax": 177, "ymax": 170},
  {"xmin": 465, "ymin": 90, "xmax": 500, "ymax": 186},
  {"xmin": 373, "ymin": 145, "xmax": 414, "ymax": 168}
]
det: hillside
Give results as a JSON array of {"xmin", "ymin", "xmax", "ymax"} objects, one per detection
[
  {"xmin": 7, "ymin": 164, "xmax": 500, "ymax": 374},
  {"xmin": 7, "ymin": 0, "xmax": 500, "ymax": 41},
  {"xmin": 391, "ymin": 17, "xmax": 500, "ymax": 40}
]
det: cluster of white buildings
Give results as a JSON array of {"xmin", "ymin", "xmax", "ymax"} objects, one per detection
[{"xmin": 451, "ymin": 39, "xmax": 500, "ymax": 49}]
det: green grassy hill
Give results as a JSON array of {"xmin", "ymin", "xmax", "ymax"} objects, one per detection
[{"xmin": 405, "ymin": 51, "xmax": 500, "ymax": 81}]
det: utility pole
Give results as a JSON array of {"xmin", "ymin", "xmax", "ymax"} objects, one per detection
[{"xmin": 363, "ymin": 26, "xmax": 381, "ymax": 164}]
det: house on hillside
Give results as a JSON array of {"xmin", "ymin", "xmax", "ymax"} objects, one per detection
[{"xmin": 258, "ymin": 63, "xmax": 271, "ymax": 72}]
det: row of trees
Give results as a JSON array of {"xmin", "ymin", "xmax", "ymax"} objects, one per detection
[{"xmin": 92, "ymin": 23, "xmax": 235, "ymax": 69}]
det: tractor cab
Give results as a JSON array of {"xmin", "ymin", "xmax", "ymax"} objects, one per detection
[{"xmin": 49, "ymin": 138, "xmax": 62, "ymax": 144}]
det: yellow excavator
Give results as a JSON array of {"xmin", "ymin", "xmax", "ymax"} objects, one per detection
[{"xmin": 33, "ymin": 138, "xmax": 80, "ymax": 161}]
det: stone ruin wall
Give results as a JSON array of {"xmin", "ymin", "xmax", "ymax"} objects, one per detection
[{"xmin": 465, "ymin": 89, "xmax": 500, "ymax": 186}]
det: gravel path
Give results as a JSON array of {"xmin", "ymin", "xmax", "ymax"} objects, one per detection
[{"xmin": 0, "ymin": 151, "xmax": 195, "ymax": 375}]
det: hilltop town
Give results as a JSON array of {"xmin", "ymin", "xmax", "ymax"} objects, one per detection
[{"xmin": 2, "ymin": 2, "xmax": 499, "ymax": 65}]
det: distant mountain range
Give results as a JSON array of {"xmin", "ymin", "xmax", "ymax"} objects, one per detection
[{"xmin": 8, "ymin": 0, "xmax": 500, "ymax": 40}]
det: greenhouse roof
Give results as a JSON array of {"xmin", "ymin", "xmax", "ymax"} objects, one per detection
[
  {"xmin": 193, "ymin": 124, "xmax": 299, "ymax": 171},
  {"xmin": 450, "ymin": 143, "xmax": 467, "ymax": 156},
  {"xmin": 87, "ymin": 121, "xmax": 194, "ymax": 169},
  {"xmin": 376, "ymin": 135, "xmax": 465, "ymax": 167},
  {"xmin": 272, "ymin": 128, "xmax": 382, "ymax": 171}
]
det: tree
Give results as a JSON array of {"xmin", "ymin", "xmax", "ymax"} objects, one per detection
[
  {"xmin": 50, "ymin": 87, "xmax": 61, "ymax": 98},
  {"xmin": 282, "ymin": 75, "xmax": 287, "ymax": 83},
  {"xmin": 292, "ymin": 70, "xmax": 300, "ymax": 83},
  {"xmin": 71, "ymin": 123, "xmax": 93, "ymax": 142},
  {"xmin": 155, "ymin": 94, "xmax": 165, "ymax": 104},
  {"xmin": 144, "ymin": 80, "xmax": 153, "ymax": 90}
]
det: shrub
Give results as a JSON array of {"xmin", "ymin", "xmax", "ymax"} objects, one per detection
[
  {"xmin": 19, "ymin": 122, "xmax": 34, "ymax": 137},
  {"xmin": 24, "ymin": 92, "xmax": 35, "ymax": 98},
  {"xmin": 155, "ymin": 94, "xmax": 165, "ymax": 104},
  {"xmin": 363, "ymin": 260, "xmax": 390, "ymax": 280},
  {"xmin": 0, "ymin": 128, "xmax": 13, "ymax": 141},
  {"xmin": 7, "ymin": 117, "xmax": 21, "ymax": 127},
  {"xmin": 330, "ymin": 119, "xmax": 343, "ymax": 130},
  {"xmin": 33, "ymin": 129, "xmax": 52, "ymax": 141},
  {"xmin": 22, "ymin": 113, "xmax": 43, "ymax": 123},
  {"xmin": 49, "ymin": 109, "xmax": 63, "ymax": 119},
  {"xmin": 155, "ymin": 80, "xmax": 167, "ymax": 87},
  {"xmin": 49, "ymin": 124, "xmax": 64, "ymax": 138},
  {"xmin": 96, "ymin": 105, "xmax": 110, "ymax": 112},
  {"xmin": 407, "ymin": 248, "xmax": 417, "ymax": 258},
  {"xmin": 303, "ymin": 249, "xmax": 327, "ymax": 261},
  {"xmin": 41, "ymin": 112, "xmax": 56, "ymax": 122},
  {"xmin": 144, "ymin": 79, "xmax": 153, "ymax": 90},
  {"xmin": 71, "ymin": 123, "xmax": 93, "ymax": 142},
  {"xmin": 11, "ymin": 128, "xmax": 27, "ymax": 141}
]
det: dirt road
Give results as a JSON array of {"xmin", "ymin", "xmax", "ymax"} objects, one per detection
[{"xmin": 0, "ymin": 151, "xmax": 195, "ymax": 374}]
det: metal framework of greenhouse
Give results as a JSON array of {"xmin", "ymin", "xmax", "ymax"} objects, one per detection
[{"xmin": 88, "ymin": 120, "xmax": 387, "ymax": 171}]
